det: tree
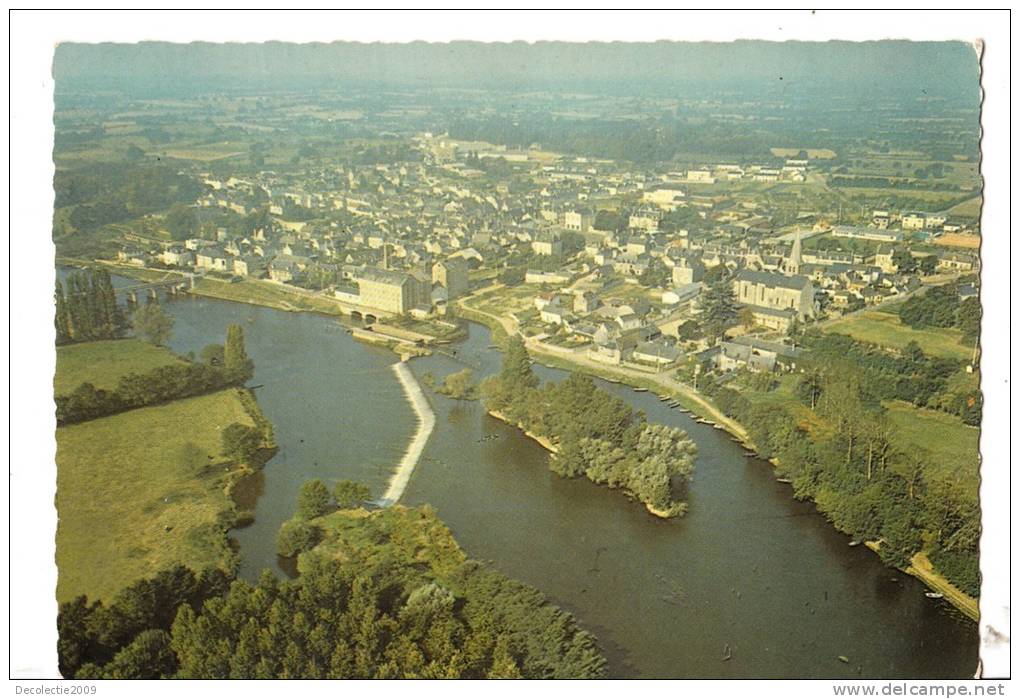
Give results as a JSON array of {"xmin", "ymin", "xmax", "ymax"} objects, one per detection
[
  {"xmin": 221, "ymin": 423, "xmax": 263, "ymax": 463},
  {"xmin": 500, "ymin": 336, "xmax": 538, "ymax": 392},
  {"xmin": 131, "ymin": 302, "xmax": 174, "ymax": 346},
  {"xmin": 796, "ymin": 369, "xmax": 825, "ymax": 409},
  {"xmin": 439, "ymin": 369, "xmax": 476, "ymax": 399},
  {"xmin": 165, "ymin": 204, "xmax": 198, "ymax": 242},
  {"xmin": 891, "ymin": 248, "xmax": 917, "ymax": 274},
  {"xmin": 676, "ymin": 319, "xmax": 701, "ymax": 341},
  {"xmin": 333, "ymin": 481, "xmax": 372, "ymax": 509},
  {"xmin": 593, "ymin": 209, "xmax": 626, "ymax": 234},
  {"xmin": 201, "ymin": 343, "xmax": 225, "ymax": 367},
  {"xmin": 638, "ymin": 259, "xmax": 670, "ymax": 288},
  {"xmin": 296, "ymin": 480, "xmax": 333, "ymax": 520},
  {"xmin": 276, "ymin": 519, "xmax": 323, "ymax": 557},
  {"xmin": 55, "ymin": 280, "xmax": 72, "ymax": 344},
  {"xmin": 224, "ymin": 324, "xmax": 255, "ymax": 384},
  {"xmin": 918, "ymin": 255, "xmax": 939, "ymax": 275},
  {"xmin": 99, "ymin": 630, "xmax": 177, "ymax": 679},
  {"xmin": 737, "ymin": 306, "xmax": 756, "ymax": 330},
  {"xmin": 957, "ymin": 297, "xmax": 980, "ymax": 344},
  {"xmin": 699, "ymin": 276, "xmax": 738, "ymax": 343}
]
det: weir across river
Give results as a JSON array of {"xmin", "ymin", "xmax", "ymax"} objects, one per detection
[{"xmin": 375, "ymin": 361, "xmax": 436, "ymax": 507}]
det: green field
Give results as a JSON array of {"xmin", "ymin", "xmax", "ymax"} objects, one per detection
[
  {"xmin": 822, "ymin": 310, "xmax": 971, "ymax": 361},
  {"xmin": 884, "ymin": 399, "xmax": 980, "ymax": 491},
  {"xmin": 55, "ymin": 389, "xmax": 254, "ymax": 603},
  {"xmin": 946, "ymin": 195, "xmax": 983, "ymax": 219},
  {"xmin": 55, "ymin": 339, "xmax": 185, "ymax": 395}
]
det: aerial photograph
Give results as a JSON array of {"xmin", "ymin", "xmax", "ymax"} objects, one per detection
[{"xmin": 32, "ymin": 21, "xmax": 995, "ymax": 684}]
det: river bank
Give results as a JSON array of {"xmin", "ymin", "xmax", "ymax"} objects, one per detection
[
  {"xmin": 863, "ymin": 543, "xmax": 979, "ymax": 621},
  {"xmin": 460, "ymin": 295, "xmax": 979, "ymax": 619},
  {"xmin": 487, "ymin": 409, "xmax": 683, "ymax": 520},
  {"xmin": 487, "ymin": 409, "xmax": 560, "ymax": 454}
]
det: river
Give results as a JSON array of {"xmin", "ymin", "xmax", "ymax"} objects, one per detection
[{"xmin": 81, "ymin": 272, "xmax": 979, "ymax": 679}]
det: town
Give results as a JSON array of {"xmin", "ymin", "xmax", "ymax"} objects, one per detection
[{"xmin": 96, "ymin": 129, "xmax": 980, "ymax": 378}]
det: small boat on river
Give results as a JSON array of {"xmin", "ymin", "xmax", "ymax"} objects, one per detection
[
  {"xmin": 925, "ymin": 592, "xmax": 944, "ymax": 599},
  {"xmin": 634, "ymin": 387, "xmax": 648, "ymax": 393}
]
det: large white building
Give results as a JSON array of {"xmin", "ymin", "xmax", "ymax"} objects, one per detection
[
  {"xmin": 563, "ymin": 210, "xmax": 593, "ymax": 233},
  {"xmin": 733, "ymin": 270, "xmax": 815, "ymax": 320}
]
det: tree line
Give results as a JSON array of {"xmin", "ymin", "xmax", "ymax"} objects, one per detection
[
  {"xmin": 55, "ymin": 269, "xmax": 123, "ymax": 345},
  {"xmin": 481, "ymin": 337, "xmax": 697, "ymax": 516},
  {"xmin": 899, "ymin": 282, "xmax": 980, "ymax": 347},
  {"xmin": 55, "ymin": 162, "xmax": 204, "ymax": 233},
  {"xmin": 701, "ymin": 349, "xmax": 979, "ymax": 596},
  {"xmin": 55, "ymin": 324, "xmax": 255, "ymax": 426},
  {"xmin": 799, "ymin": 331, "xmax": 981, "ymax": 426},
  {"xmin": 59, "ymin": 504, "xmax": 607, "ymax": 679}
]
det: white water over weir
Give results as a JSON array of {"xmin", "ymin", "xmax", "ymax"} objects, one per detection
[{"xmin": 375, "ymin": 361, "xmax": 436, "ymax": 507}]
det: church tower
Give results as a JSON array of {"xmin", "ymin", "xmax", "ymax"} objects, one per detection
[{"xmin": 786, "ymin": 230, "xmax": 803, "ymax": 275}]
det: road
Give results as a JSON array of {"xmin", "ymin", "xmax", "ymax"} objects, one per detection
[{"xmin": 458, "ymin": 286, "xmax": 751, "ymax": 444}]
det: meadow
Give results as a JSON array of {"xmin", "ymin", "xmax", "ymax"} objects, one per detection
[
  {"xmin": 54, "ymin": 338, "xmax": 185, "ymax": 395},
  {"xmin": 822, "ymin": 309, "xmax": 972, "ymax": 361},
  {"xmin": 883, "ymin": 399, "xmax": 980, "ymax": 489},
  {"xmin": 55, "ymin": 389, "xmax": 254, "ymax": 603}
]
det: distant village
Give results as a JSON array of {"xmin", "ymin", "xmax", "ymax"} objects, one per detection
[{"xmin": 113, "ymin": 132, "xmax": 980, "ymax": 374}]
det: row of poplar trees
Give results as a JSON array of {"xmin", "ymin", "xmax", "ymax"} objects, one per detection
[{"xmin": 55, "ymin": 269, "xmax": 123, "ymax": 345}]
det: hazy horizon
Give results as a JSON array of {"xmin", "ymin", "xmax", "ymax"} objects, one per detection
[{"xmin": 54, "ymin": 40, "xmax": 980, "ymax": 104}]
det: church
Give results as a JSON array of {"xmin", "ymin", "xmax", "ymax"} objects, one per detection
[{"xmin": 731, "ymin": 231, "xmax": 816, "ymax": 324}]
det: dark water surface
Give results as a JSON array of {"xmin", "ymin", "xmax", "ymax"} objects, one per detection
[{"xmin": 85, "ymin": 273, "xmax": 978, "ymax": 678}]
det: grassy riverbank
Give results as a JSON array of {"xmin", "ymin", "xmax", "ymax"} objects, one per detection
[
  {"xmin": 191, "ymin": 276, "xmax": 346, "ymax": 315},
  {"xmin": 54, "ymin": 338, "xmax": 185, "ymax": 394},
  {"xmin": 55, "ymin": 388, "xmax": 258, "ymax": 603},
  {"xmin": 55, "ymin": 333, "xmax": 276, "ymax": 603}
]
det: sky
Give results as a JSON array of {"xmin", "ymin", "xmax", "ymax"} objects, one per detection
[{"xmin": 52, "ymin": 40, "xmax": 981, "ymax": 103}]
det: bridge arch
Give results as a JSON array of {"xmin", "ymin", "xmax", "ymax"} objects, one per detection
[
  {"xmin": 365, "ymin": 313, "xmax": 378, "ymax": 324},
  {"xmin": 350, "ymin": 310, "xmax": 363, "ymax": 322}
]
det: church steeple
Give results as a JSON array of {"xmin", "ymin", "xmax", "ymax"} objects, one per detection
[{"xmin": 787, "ymin": 230, "xmax": 803, "ymax": 275}]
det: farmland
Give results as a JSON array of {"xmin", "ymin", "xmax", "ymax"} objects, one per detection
[{"xmin": 55, "ymin": 389, "xmax": 254, "ymax": 603}]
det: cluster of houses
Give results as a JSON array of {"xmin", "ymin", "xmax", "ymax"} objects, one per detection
[{"xmin": 109, "ymin": 132, "xmax": 979, "ymax": 376}]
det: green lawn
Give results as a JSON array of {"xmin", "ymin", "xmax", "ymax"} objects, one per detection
[
  {"xmin": 884, "ymin": 399, "xmax": 980, "ymax": 492},
  {"xmin": 823, "ymin": 310, "xmax": 971, "ymax": 361},
  {"xmin": 55, "ymin": 339, "xmax": 185, "ymax": 395},
  {"xmin": 55, "ymin": 389, "xmax": 254, "ymax": 603}
]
